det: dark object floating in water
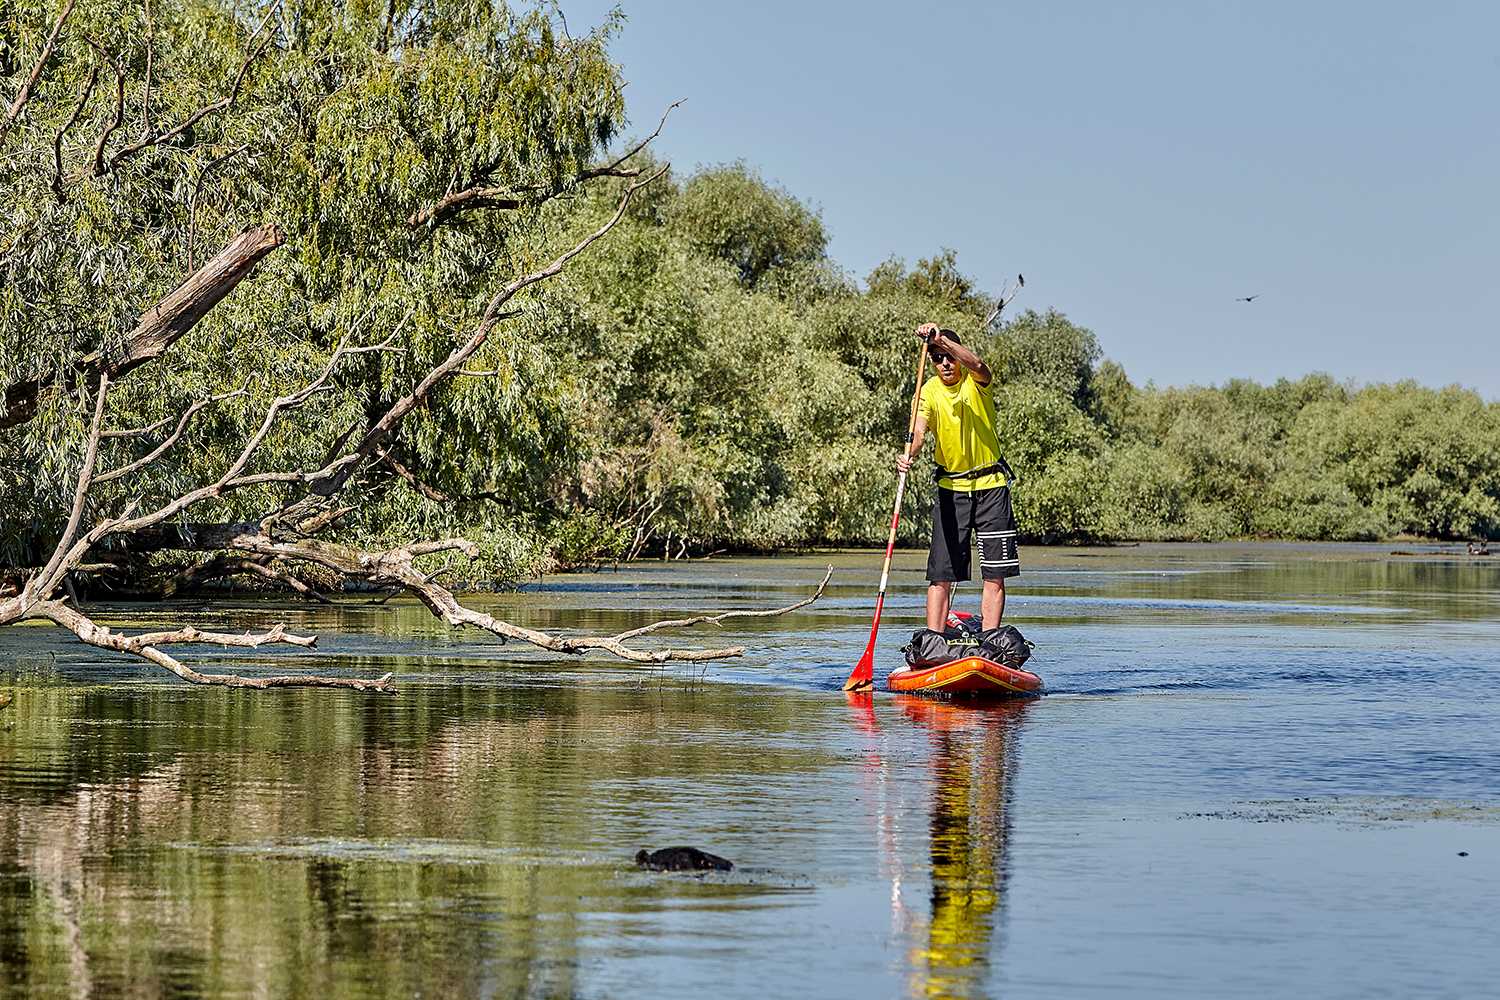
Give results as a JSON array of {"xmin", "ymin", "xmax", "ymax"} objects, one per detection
[
  {"xmin": 1459, "ymin": 851, "xmax": 1469, "ymax": 857},
  {"xmin": 635, "ymin": 846, "xmax": 734, "ymax": 871}
]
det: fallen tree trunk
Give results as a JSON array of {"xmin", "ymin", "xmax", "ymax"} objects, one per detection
[
  {"xmin": 100, "ymin": 523, "xmax": 837, "ymax": 663},
  {"xmin": 14, "ymin": 598, "xmax": 396, "ymax": 691}
]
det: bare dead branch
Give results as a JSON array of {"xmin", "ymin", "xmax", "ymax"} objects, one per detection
[
  {"xmin": 90, "ymin": 326, "xmax": 399, "ymax": 539},
  {"xmin": 94, "ymin": 385, "xmax": 248, "ymax": 483},
  {"xmin": 40, "ymin": 500, "xmax": 141, "ymax": 606},
  {"xmin": 125, "ymin": 620, "xmax": 317, "ymax": 649},
  {"xmin": 94, "ymin": 522, "xmax": 829, "ymax": 664},
  {"xmin": 100, "ymin": 415, "xmax": 174, "ymax": 439},
  {"xmin": 608, "ymin": 564, "xmax": 833, "ymax": 641},
  {"xmin": 28, "ymin": 374, "xmax": 111, "ymax": 602},
  {"xmin": 19, "ymin": 600, "xmax": 395, "ymax": 691},
  {"xmin": 593, "ymin": 98, "xmax": 684, "ymax": 176},
  {"xmin": 0, "ymin": 0, "xmax": 79, "ymax": 151},
  {"xmin": 981, "ymin": 273, "xmax": 1025, "ymax": 330},
  {"xmin": 178, "ymin": 331, "xmax": 409, "ymax": 496},
  {"xmin": 101, "ymin": 380, "xmax": 247, "ymax": 440}
]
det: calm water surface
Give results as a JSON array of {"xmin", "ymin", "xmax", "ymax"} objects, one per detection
[{"xmin": 1, "ymin": 543, "xmax": 1498, "ymax": 998}]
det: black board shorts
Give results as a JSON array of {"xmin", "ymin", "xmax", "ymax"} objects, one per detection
[{"xmin": 927, "ymin": 485, "xmax": 1020, "ymax": 583}]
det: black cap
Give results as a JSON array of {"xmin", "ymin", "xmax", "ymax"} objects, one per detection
[{"xmin": 929, "ymin": 329, "xmax": 961, "ymax": 352}]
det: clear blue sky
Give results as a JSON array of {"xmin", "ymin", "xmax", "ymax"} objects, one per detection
[{"xmin": 563, "ymin": 1, "xmax": 1499, "ymax": 399}]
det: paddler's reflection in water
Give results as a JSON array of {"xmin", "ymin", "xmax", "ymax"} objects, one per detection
[{"xmin": 847, "ymin": 695, "xmax": 1029, "ymax": 999}]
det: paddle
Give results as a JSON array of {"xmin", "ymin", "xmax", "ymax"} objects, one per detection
[{"xmin": 843, "ymin": 341, "xmax": 930, "ymax": 692}]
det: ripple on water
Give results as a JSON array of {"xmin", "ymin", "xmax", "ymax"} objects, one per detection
[
  {"xmin": 1182, "ymin": 797, "xmax": 1500, "ymax": 826},
  {"xmin": 180, "ymin": 838, "xmax": 818, "ymax": 890}
]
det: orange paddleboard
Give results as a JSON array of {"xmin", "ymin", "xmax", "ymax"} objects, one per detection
[{"xmin": 886, "ymin": 656, "xmax": 1043, "ymax": 698}]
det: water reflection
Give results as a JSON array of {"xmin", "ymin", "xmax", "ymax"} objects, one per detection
[
  {"xmin": 849, "ymin": 695, "xmax": 1028, "ymax": 999},
  {"xmin": 2, "ymin": 546, "xmax": 1497, "ymax": 998}
]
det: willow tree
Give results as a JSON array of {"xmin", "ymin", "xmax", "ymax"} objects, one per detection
[{"xmin": 0, "ymin": 0, "xmax": 824, "ymax": 689}]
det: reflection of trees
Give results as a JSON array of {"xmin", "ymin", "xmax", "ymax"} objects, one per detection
[
  {"xmin": 850, "ymin": 695, "xmax": 1028, "ymax": 999},
  {"xmin": 0, "ymin": 682, "xmax": 818, "ymax": 997}
]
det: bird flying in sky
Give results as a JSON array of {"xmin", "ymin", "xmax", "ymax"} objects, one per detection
[{"xmin": 1236, "ymin": 294, "xmax": 1259, "ymax": 302}]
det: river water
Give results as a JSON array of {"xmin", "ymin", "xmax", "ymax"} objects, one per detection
[{"xmin": 1, "ymin": 543, "xmax": 1497, "ymax": 998}]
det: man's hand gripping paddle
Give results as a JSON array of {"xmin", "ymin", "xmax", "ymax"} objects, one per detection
[{"xmin": 843, "ymin": 341, "xmax": 930, "ymax": 692}]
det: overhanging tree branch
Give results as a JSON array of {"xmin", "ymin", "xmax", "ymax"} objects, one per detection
[
  {"xmin": 404, "ymin": 100, "xmax": 683, "ymax": 231},
  {"xmin": 26, "ymin": 601, "xmax": 394, "ymax": 691},
  {"xmin": 0, "ymin": 0, "xmax": 79, "ymax": 151},
  {"xmin": 0, "ymin": 225, "xmax": 285, "ymax": 430}
]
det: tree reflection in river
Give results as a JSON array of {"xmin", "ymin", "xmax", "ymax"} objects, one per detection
[{"xmin": 848, "ymin": 693, "xmax": 1029, "ymax": 999}]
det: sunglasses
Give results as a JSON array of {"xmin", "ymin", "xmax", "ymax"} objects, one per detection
[{"xmin": 928, "ymin": 351, "xmax": 954, "ymax": 363}]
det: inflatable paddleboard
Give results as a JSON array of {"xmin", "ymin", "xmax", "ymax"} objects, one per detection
[{"xmin": 886, "ymin": 655, "xmax": 1043, "ymax": 698}]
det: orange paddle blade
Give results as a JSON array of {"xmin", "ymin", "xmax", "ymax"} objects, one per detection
[{"xmin": 842, "ymin": 648, "xmax": 875, "ymax": 691}]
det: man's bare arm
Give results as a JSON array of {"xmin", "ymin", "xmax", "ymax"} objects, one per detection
[
  {"xmin": 917, "ymin": 323, "xmax": 991, "ymax": 385},
  {"xmin": 897, "ymin": 415, "xmax": 928, "ymax": 472}
]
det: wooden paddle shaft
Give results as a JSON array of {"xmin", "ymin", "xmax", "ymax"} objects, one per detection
[
  {"xmin": 877, "ymin": 342, "xmax": 928, "ymax": 595},
  {"xmin": 844, "ymin": 343, "xmax": 930, "ymax": 691}
]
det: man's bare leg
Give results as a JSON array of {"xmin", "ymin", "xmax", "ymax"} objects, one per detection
[
  {"xmin": 926, "ymin": 581, "xmax": 954, "ymax": 631},
  {"xmin": 981, "ymin": 578, "xmax": 1006, "ymax": 630}
]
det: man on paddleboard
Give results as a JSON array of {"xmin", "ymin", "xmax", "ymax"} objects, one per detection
[{"xmin": 896, "ymin": 323, "xmax": 1020, "ymax": 632}]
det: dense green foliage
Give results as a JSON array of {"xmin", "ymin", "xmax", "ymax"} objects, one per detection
[
  {"xmin": 0, "ymin": 0, "xmax": 627, "ymax": 576},
  {"xmin": 2, "ymin": 0, "xmax": 1495, "ymax": 590}
]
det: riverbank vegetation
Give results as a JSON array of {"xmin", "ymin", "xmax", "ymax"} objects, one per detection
[
  {"xmin": 0, "ymin": 0, "xmax": 833, "ymax": 684},
  {"xmin": 2, "ymin": 0, "xmax": 1496, "ymax": 628},
  {"xmin": 492, "ymin": 164, "xmax": 1500, "ymax": 563}
]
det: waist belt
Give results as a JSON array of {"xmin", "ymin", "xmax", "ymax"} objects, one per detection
[{"xmin": 934, "ymin": 455, "xmax": 1018, "ymax": 485}]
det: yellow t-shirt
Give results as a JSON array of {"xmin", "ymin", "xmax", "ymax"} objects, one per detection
[{"xmin": 917, "ymin": 370, "xmax": 1007, "ymax": 492}]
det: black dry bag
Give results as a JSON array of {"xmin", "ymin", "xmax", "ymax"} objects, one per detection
[
  {"xmin": 977, "ymin": 625, "xmax": 1032, "ymax": 669},
  {"xmin": 900, "ymin": 624, "xmax": 1034, "ymax": 670},
  {"xmin": 901, "ymin": 628, "xmax": 984, "ymax": 669}
]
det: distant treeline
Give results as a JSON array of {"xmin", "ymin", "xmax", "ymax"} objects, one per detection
[
  {"xmin": 462, "ymin": 163, "xmax": 1497, "ymax": 568},
  {"xmin": 6, "ymin": 149, "xmax": 1496, "ymax": 581}
]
